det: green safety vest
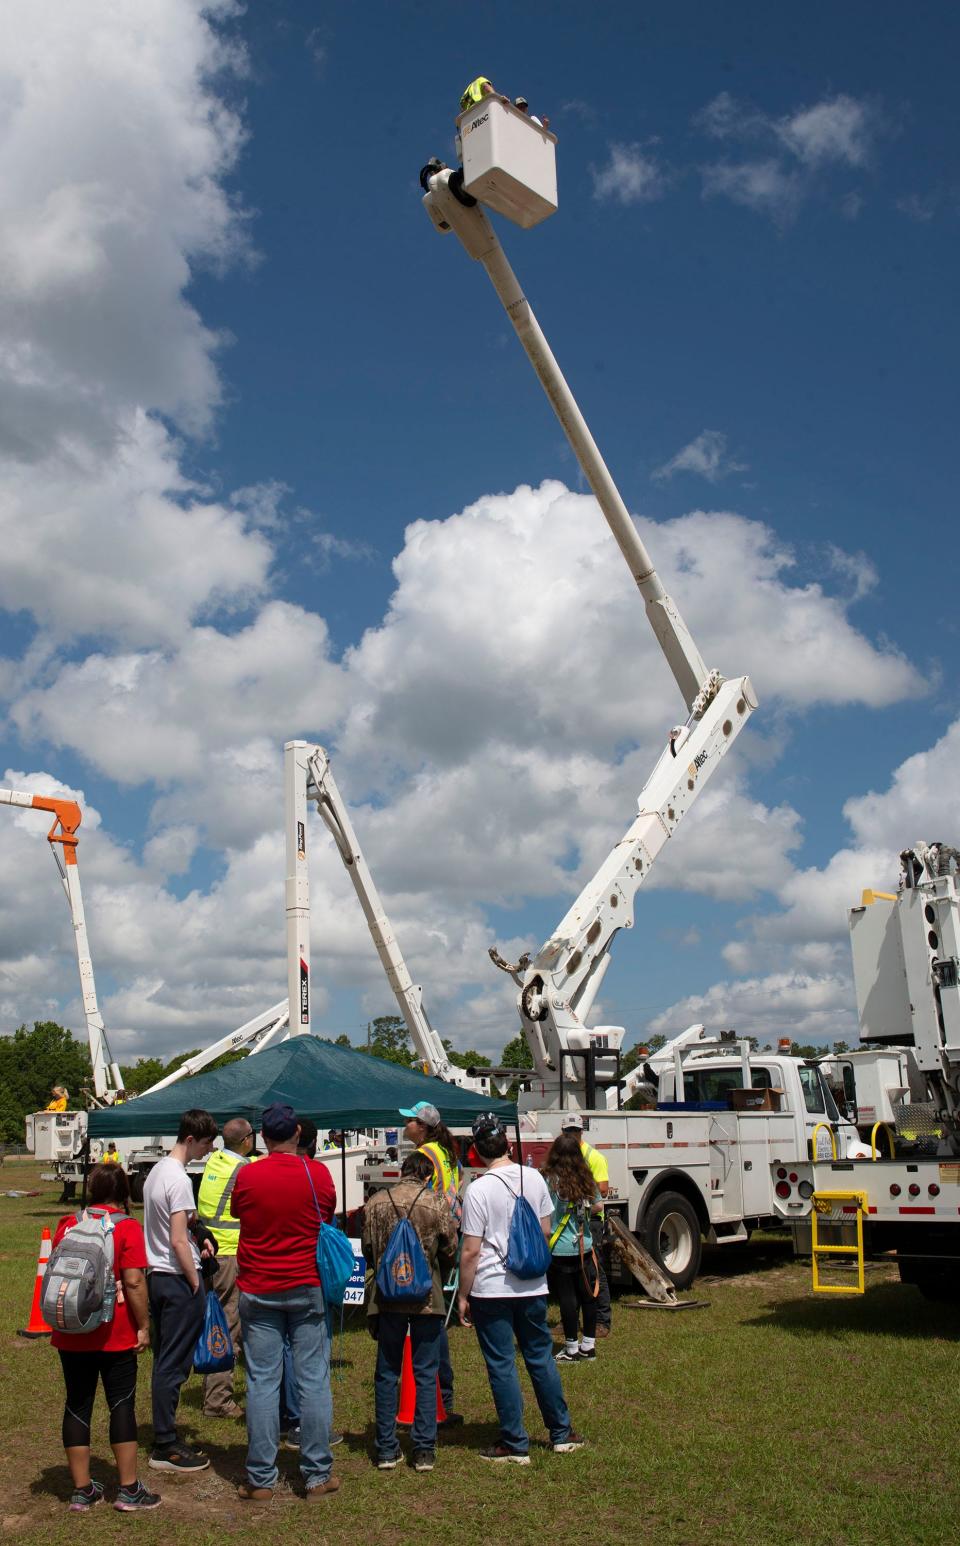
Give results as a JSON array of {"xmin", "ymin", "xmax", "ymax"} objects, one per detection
[
  {"xmin": 460, "ymin": 77, "xmax": 492, "ymax": 112},
  {"xmin": 197, "ymin": 1148, "xmax": 248, "ymax": 1255}
]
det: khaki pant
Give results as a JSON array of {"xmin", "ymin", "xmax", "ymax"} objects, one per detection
[{"xmin": 202, "ymin": 1252, "xmax": 242, "ymax": 1415}]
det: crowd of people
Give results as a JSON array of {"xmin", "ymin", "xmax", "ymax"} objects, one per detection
[{"xmin": 48, "ymin": 1099, "xmax": 612, "ymax": 1509}]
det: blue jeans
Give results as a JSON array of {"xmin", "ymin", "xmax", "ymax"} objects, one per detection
[
  {"xmin": 437, "ymin": 1321, "xmax": 455, "ymax": 1409},
  {"xmin": 239, "ymin": 1287, "xmax": 333, "ymax": 1490},
  {"xmin": 280, "ymin": 1335, "xmax": 298, "ymax": 1426},
  {"xmin": 470, "ymin": 1295, "xmax": 572, "ymax": 1453},
  {"xmin": 375, "ymin": 1313, "xmax": 443, "ymax": 1458}
]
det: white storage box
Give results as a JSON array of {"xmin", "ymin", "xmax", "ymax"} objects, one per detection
[{"xmin": 458, "ymin": 97, "xmax": 557, "ymax": 228}]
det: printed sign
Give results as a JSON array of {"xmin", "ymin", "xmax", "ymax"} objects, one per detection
[{"xmin": 344, "ymin": 1238, "xmax": 365, "ymax": 1306}]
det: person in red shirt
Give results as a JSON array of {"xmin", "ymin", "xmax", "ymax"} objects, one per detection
[
  {"xmin": 51, "ymin": 1163, "xmax": 161, "ymax": 1513},
  {"xmin": 231, "ymin": 1102, "xmax": 340, "ymax": 1503}
]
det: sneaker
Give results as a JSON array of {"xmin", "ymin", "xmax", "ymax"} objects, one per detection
[
  {"xmin": 204, "ymin": 1400, "xmax": 243, "ymax": 1419},
  {"xmin": 285, "ymin": 1426, "xmax": 343, "ymax": 1449},
  {"xmin": 437, "ymin": 1411, "xmax": 464, "ymax": 1428},
  {"xmin": 552, "ymin": 1430, "xmax": 586, "ymax": 1453},
  {"xmin": 148, "ymin": 1444, "xmax": 210, "ymax": 1473},
  {"xmin": 69, "ymin": 1480, "xmax": 104, "ymax": 1512},
  {"xmin": 376, "ymin": 1454, "xmax": 401, "ymax": 1471},
  {"xmin": 413, "ymin": 1450, "xmax": 435, "ymax": 1472},
  {"xmin": 578, "ymin": 1347, "xmax": 596, "ymax": 1360},
  {"xmin": 554, "ymin": 1347, "xmax": 581, "ymax": 1362},
  {"xmin": 478, "ymin": 1445, "xmax": 530, "ymax": 1465},
  {"xmin": 114, "ymin": 1482, "xmax": 162, "ymax": 1513}
]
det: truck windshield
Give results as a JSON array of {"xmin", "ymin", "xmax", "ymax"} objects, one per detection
[{"xmin": 799, "ymin": 1065, "xmax": 841, "ymax": 1121}]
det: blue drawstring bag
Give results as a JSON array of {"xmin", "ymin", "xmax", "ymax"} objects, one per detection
[
  {"xmin": 303, "ymin": 1159, "xmax": 355, "ymax": 1333},
  {"xmin": 194, "ymin": 1288, "xmax": 234, "ymax": 1374},
  {"xmin": 495, "ymin": 1172, "xmax": 552, "ymax": 1279},
  {"xmin": 375, "ymin": 1181, "xmax": 433, "ymax": 1308}
]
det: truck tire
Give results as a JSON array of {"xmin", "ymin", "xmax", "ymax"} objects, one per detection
[
  {"xmin": 129, "ymin": 1169, "xmax": 145, "ymax": 1204},
  {"xmin": 642, "ymin": 1191, "xmax": 702, "ymax": 1290}
]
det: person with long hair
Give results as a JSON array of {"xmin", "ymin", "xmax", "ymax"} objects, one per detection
[
  {"xmin": 51, "ymin": 1162, "xmax": 160, "ymax": 1511},
  {"xmin": 541, "ymin": 1131, "xmax": 603, "ymax": 1363},
  {"xmin": 399, "ymin": 1100, "xmax": 465, "ymax": 1426}
]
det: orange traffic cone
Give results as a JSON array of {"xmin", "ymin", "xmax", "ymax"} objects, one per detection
[
  {"xmin": 18, "ymin": 1226, "xmax": 53, "ymax": 1338},
  {"xmin": 396, "ymin": 1329, "xmax": 447, "ymax": 1424}
]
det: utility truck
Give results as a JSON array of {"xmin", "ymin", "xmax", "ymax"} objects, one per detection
[{"xmin": 772, "ymin": 842, "xmax": 960, "ymax": 1299}]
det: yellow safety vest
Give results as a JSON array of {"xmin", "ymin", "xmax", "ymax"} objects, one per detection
[
  {"xmin": 419, "ymin": 1141, "xmax": 463, "ymax": 1222},
  {"xmin": 581, "ymin": 1140, "xmax": 609, "ymax": 1187},
  {"xmin": 102, "ymin": 1150, "xmax": 121, "ymax": 1165},
  {"xmin": 460, "ymin": 77, "xmax": 492, "ymax": 112},
  {"xmin": 197, "ymin": 1148, "xmax": 248, "ymax": 1255}
]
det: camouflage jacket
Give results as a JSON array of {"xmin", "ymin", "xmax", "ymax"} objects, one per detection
[{"xmin": 362, "ymin": 1178, "xmax": 458, "ymax": 1316}]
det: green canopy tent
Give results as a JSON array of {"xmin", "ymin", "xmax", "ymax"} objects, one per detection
[
  {"xmin": 87, "ymin": 1035, "xmax": 516, "ymax": 1137},
  {"xmin": 88, "ymin": 1036, "xmax": 517, "ymax": 1225}
]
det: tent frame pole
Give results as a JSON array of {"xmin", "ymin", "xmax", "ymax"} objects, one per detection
[{"xmin": 340, "ymin": 1141, "xmax": 348, "ymax": 1232}]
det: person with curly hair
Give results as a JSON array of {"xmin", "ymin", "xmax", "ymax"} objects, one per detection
[{"xmin": 541, "ymin": 1131, "xmax": 603, "ymax": 1363}]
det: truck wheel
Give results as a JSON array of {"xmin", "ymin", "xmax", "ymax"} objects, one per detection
[
  {"xmin": 642, "ymin": 1191, "xmax": 702, "ymax": 1290},
  {"xmin": 129, "ymin": 1170, "xmax": 145, "ymax": 1204}
]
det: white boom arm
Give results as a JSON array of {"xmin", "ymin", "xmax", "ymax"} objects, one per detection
[
  {"xmin": 0, "ymin": 786, "xmax": 122, "ymax": 1100},
  {"xmin": 422, "ymin": 159, "xmax": 757, "ymax": 1101},
  {"xmin": 285, "ymin": 740, "xmax": 485, "ymax": 1091},
  {"xmin": 141, "ymin": 1000, "xmax": 290, "ymax": 1093}
]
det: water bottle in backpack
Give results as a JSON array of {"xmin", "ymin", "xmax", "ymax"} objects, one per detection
[{"xmin": 41, "ymin": 1208, "xmax": 117, "ymax": 1333}]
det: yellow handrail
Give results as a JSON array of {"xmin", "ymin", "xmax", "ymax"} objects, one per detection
[
  {"xmin": 810, "ymin": 1121, "xmax": 837, "ymax": 1162},
  {"xmin": 870, "ymin": 1121, "xmax": 896, "ymax": 1160}
]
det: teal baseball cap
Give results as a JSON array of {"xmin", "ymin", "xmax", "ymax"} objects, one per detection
[{"xmin": 398, "ymin": 1100, "xmax": 441, "ymax": 1125}]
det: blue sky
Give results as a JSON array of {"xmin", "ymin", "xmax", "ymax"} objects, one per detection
[{"xmin": 0, "ymin": 1, "xmax": 956, "ymax": 1064}]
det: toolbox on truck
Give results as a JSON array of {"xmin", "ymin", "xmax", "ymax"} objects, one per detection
[{"xmin": 730, "ymin": 1087, "xmax": 783, "ymax": 1112}]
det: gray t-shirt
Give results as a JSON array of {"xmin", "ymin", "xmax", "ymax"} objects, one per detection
[
  {"xmin": 143, "ymin": 1154, "xmax": 199, "ymax": 1274},
  {"xmin": 461, "ymin": 1163, "xmax": 553, "ymax": 1297}
]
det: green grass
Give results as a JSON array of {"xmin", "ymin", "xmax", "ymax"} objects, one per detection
[{"xmin": 1, "ymin": 1161, "xmax": 957, "ymax": 1545}]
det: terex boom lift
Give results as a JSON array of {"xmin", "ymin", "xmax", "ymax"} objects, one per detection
[
  {"xmin": 285, "ymin": 740, "xmax": 487, "ymax": 1091},
  {"xmin": 421, "ymin": 101, "xmax": 757, "ymax": 1110},
  {"xmin": 0, "ymin": 786, "xmax": 122, "ymax": 1100}
]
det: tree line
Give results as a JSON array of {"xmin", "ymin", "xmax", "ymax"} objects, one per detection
[{"xmin": 0, "ymin": 1016, "xmax": 854, "ymax": 1144}]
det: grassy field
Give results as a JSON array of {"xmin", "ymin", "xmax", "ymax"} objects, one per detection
[{"xmin": 1, "ymin": 1160, "xmax": 957, "ymax": 1546}]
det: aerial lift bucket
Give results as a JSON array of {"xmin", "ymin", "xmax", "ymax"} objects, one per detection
[{"xmin": 457, "ymin": 97, "xmax": 557, "ymax": 228}]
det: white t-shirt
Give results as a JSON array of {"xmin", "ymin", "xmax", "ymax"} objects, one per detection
[
  {"xmin": 143, "ymin": 1154, "xmax": 200, "ymax": 1274},
  {"xmin": 461, "ymin": 1163, "xmax": 553, "ymax": 1298}
]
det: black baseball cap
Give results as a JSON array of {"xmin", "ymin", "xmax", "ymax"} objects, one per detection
[{"xmin": 472, "ymin": 1111, "xmax": 506, "ymax": 1138}]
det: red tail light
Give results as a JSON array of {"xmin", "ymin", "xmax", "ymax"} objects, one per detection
[{"xmin": 775, "ymin": 1181, "xmax": 791, "ymax": 1199}]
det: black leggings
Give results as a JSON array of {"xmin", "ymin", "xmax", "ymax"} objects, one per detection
[
  {"xmin": 548, "ymin": 1255, "xmax": 598, "ymax": 1342},
  {"xmin": 58, "ymin": 1349, "xmax": 138, "ymax": 1448}
]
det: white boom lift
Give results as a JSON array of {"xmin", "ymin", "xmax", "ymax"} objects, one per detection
[
  {"xmin": 421, "ymin": 102, "xmax": 757, "ymax": 1108},
  {"xmin": 0, "ymin": 786, "xmax": 122, "ymax": 1100},
  {"xmin": 285, "ymin": 740, "xmax": 486, "ymax": 1090}
]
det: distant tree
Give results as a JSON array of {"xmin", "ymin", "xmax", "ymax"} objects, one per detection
[
  {"xmin": 334, "ymin": 1033, "xmax": 352, "ymax": 1049},
  {"xmin": 444, "ymin": 1039, "xmax": 491, "ymax": 1071},
  {"xmin": 789, "ymin": 1042, "xmax": 821, "ymax": 1059},
  {"xmin": 362, "ymin": 1015, "xmax": 415, "ymax": 1067},
  {"xmin": 832, "ymin": 1041, "xmax": 850, "ymax": 1055},
  {"xmin": 0, "ymin": 1021, "xmax": 92, "ymax": 1142},
  {"xmin": 500, "ymin": 1033, "xmax": 533, "ymax": 1070},
  {"xmin": 119, "ymin": 1046, "xmax": 246, "ymax": 1095}
]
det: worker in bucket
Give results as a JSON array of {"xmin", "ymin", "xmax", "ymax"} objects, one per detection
[
  {"xmin": 46, "ymin": 1084, "xmax": 69, "ymax": 1112},
  {"xmin": 514, "ymin": 95, "xmax": 549, "ymax": 129},
  {"xmin": 459, "ymin": 76, "xmax": 496, "ymax": 111}
]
